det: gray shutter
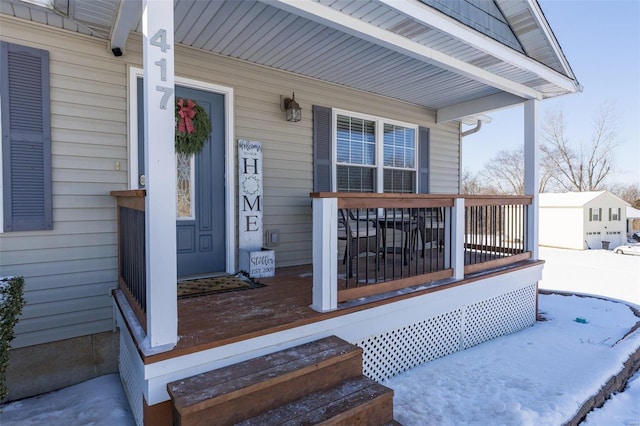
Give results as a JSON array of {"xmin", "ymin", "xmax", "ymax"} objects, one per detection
[
  {"xmin": 1, "ymin": 42, "xmax": 52, "ymax": 231},
  {"xmin": 313, "ymin": 105, "xmax": 332, "ymax": 192},
  {"xmin": 417, "ymin": 126, "xmax": 430, "ymax": 194}
]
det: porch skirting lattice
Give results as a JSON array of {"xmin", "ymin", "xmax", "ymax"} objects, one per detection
[
  {"xmin": 119, "ymin": 331, "xmax": 144, "ymax": 426},
  {"xmin": 356, "ymin": 283, "xmax": 537, "ymax": 382}
]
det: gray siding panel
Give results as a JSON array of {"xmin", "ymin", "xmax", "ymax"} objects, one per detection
[{"xmin": 0, "ymin": 17, "xmax": 125, "ymax": 348}]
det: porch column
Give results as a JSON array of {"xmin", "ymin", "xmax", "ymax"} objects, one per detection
[
  {"xmin": 524, "ymin": 99, "xmax": 539, "ymax": 260},
  {"xmin": 142, "ymin": 0, "xmax": 177, "ymax": 348},
  {"xmin": 451, "ymin": 197, "xmax": 465, "ymax": 280},
  {"xmin": 311, "ymin": 197, "xmax": 338, "ymax": 312}
]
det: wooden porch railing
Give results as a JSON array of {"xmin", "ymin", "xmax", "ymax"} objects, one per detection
[
  {"xmin": 310, "ymin": 193, "xmax": 533, "ymax": 311},
  {"xmin": 111, "ymin": 190, "xmax": 147, "ymax": 331}
]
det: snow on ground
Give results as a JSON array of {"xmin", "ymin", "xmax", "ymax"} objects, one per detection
[
  {"xmin": 1, "ymin": 248, "xmax": 639, "ymax": 425},
  {"xmin": 0, "ymin": 374, "xmax": 134, "ymax": 425},
  {"xmin": 386, "ymin": 247, "xmax": 640, "ymax": 425},
  {"xmin": 386, "ymin": 294, "xmax": 640, "ymax": 425},
  {"xmin": 539, "ymin": 246, "xmax": 640, "ymax": 305},
  {"xmin": 583, "ymin": 370, "xmax": 640, "ymax": 425}
]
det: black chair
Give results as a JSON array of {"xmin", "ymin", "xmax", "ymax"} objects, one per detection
[
  {"xmin": 417, "ymin": 207, "xmax": 445, "ymax": 255},
  {"xmin": 338, "ymin": 209, "xmax": 378, "ymax": 278}
]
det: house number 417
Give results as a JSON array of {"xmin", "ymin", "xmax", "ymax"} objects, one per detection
[{"xmin": 150, "ymin": 28, "xmax": 173, "ymax": 110}]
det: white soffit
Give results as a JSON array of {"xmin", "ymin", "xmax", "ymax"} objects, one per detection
[
  {"xmin": 269, "ymin": 0, "xmax": 542, "ymax": 100},
  {"xmin": 377, "ymin": 0, "xmax": 579, "ymax": 93},
  {"xmin": 437, "ymin": 92, "xmax": 525, "ymax": 123}
]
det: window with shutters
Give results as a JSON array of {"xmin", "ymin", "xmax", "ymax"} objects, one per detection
[
  {"xmin": 0, "ymin": 42, "xmax": 52, "ymax": 232},
  {"xmin": 335, "ymin": 110, "xmax": 417, "ymax": 193},
  {"xmin": 609, "ymin": 207, "xmax": 620, "ymax": 221},
  {"xmin": 589, "ymin": 207, "xmax": 602, "ymax": 222}
]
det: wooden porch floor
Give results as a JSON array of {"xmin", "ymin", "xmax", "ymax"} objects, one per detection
[
  {"xmin": 141, "ymin": 256, "xmax": 446, "ymax": 363},
  {"xmin": 126, "ymin": 250, "xmax": 541, "ymax": 364}
]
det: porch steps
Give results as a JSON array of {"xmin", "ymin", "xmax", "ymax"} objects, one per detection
[
  {"xmin": 166, "ymin": 335, "xmax": 395, "ymax": 425},
  {"xmin": 236, "ymin": 375, "xmax": 393, "ymax": 425}
]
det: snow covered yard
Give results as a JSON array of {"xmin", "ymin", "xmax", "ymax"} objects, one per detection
[
  {"xmin": 539, "ymin": 246, "xmax": 640, "ymax": 305},
  {"xmin": 386, "ymin": 293, "xmax": 640, "ymax": 425},
  {"xmin": 0, "ymin": 374, "xmax": 134, "ymax": 425},
  {"xmin": 1, "ymin": 248, "xmax": 638, "ymax": 425}
]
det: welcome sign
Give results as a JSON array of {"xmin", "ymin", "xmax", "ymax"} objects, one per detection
[
  {"xmin": 238, "ymin": 139, "xmax": 263, "ymax": 250},
  {"xmin": 238, "ymin": 140, "xmax": 275, "ymax": 277}
]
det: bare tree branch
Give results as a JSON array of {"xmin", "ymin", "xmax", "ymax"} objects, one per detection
[
  {"xmin": 541, "ymin": 102, "xmax": 619, "ymax": 191},
  {"xmin": 477, "ymin": 148, "xmax": 551, "ymax": 195}
]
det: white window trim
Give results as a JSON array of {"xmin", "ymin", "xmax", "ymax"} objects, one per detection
[{"xmin": 331, "ymin": 108, "xmax": 419, "ymax": 193}]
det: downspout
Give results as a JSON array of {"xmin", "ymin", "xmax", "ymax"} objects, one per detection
[{"xmin": 461, "ymin": 120, "xmax": 482, "ymax": 137}]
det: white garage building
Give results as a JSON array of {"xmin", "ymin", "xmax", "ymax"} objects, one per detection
[{"xmin": 539, "ymin": 191, "xmax": 628, "ymax": 250}]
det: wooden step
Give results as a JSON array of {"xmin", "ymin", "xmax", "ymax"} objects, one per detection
[
  {"xmin": 167, "ymin": 336, "xmax": 363, "ymax": 425},
  {"xmin": 237, "ymin": 375, "xmax": 394, "ymax": 426}
]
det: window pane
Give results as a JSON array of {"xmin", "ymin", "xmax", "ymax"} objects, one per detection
[
  {"xmin": 383, "ymin": 124, "xmax": 415, "ymax": 168},
  {"xmin": 336, "ymin": 114, "xmax": 375, "ymax": 165},
  {"xmin": 383, "ymin": 169, "xmax": 415, "ymax": 193},
  {"xmin": 337, "ymin": 165, "xmax": 375, "ymax": 192},
  {"xmin": 176, "ymin": 153, "xmax": 194, "ymax": 218}
]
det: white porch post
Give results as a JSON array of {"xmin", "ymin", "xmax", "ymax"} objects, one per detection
[
  {"xmin": 142, "ymin": 0, "xmax": 177, "ymax": 348},
  {"xmin": 452, "ymin": 197, "xmax": 465, "ymax": 280},
  {"xmin": 524, "ymin": 99, "xmax": 539, "ymax": 260},
  {"xmin": 311, "ymin": 197, "xmax": 338, "ymax": 312}
]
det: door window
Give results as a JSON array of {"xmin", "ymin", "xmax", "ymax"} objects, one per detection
[{"xmin": 176, "ymin": 153, "xmax": 195, "ymax": 219}]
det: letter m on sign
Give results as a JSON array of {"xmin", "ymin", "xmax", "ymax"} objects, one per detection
[{"xmin": 243, "ymin": 195, "xmax": 261, "ymax": 212}]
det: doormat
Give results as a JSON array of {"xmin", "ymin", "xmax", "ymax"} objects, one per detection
[{"xmin": 178, "ymin": 273, "xmax": 265, "ymax": 299}]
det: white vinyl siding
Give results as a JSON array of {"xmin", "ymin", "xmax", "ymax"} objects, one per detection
[
  {"xmin": 540, "ymin": 192, "xmax": 629, "ymax": 250},
  {"xmin": 0, "ymin": 15, "xmax": 462, "ymax": 347},
  {"xmin": 539, "ymin": 207, "xmax": 585, "ymax": 250}
]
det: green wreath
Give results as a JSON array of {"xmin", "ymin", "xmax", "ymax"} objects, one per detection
[{"xmin": 175, "ymin": 98, "xmax": 212, "ymax": 155}]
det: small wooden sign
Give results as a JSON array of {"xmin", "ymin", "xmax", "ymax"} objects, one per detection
[{"xmin": 240, "ymin": 249, "xmax": 275, "ymax": 278}]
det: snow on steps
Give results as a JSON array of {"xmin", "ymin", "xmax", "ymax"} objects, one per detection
[{"xmin": 166, "ymin": 336, "xmax": 395, "ymax": 425}]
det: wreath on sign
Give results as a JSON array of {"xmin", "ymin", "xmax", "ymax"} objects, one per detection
[{"xmin": 175, "ymin": 98, "xmax": 211, "ymax": 155}]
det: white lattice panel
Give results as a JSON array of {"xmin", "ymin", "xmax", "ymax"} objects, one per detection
[
  {"xmin": 119, "ymin": 333, "xmax": 143, "ymax": 426},
  {"xmin": 462, "ymin": 284, "xmax": 537, "ymax": 349},
  {"xmin": 356, "ymin": 310, "xmax": 463, "ymax": 382},
  {"xmin": 355, "ymin": 283, "xmax": 537, "ymax": 382}
]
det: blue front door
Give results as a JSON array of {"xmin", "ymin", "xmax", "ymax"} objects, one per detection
[{"xmin": 138, "ymin": 81, "xmax": 226, "ymax": 277}]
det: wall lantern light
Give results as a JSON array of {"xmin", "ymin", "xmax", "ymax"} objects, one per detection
[{"xmin": 283, "ymin": 92, "xmax": 301, "ymax": 122}]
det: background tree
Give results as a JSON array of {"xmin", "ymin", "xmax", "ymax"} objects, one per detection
[
  {"xmin": 460, "ymin": 168, "xmax": 485, "ymax": 194},
  {"xmin": 541, "ymin": 102, "xmax": 620, "ymax": 191},
  {"xmin": 475, "ymin": 148, "xmax": 553, "ymax": 195},
  {"xmin": 606, "ymin": 182, "xmax": 640, "ymax": 208}
]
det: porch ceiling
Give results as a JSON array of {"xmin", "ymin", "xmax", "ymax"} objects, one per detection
[{"xmin": 1, "ymin": 0, "xmax": 581, "ymax": 120}]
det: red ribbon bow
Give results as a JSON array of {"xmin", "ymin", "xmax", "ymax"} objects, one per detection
[{"xmin": 177, "ymin": 99, "xmax": 196, "ymax": 134}]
